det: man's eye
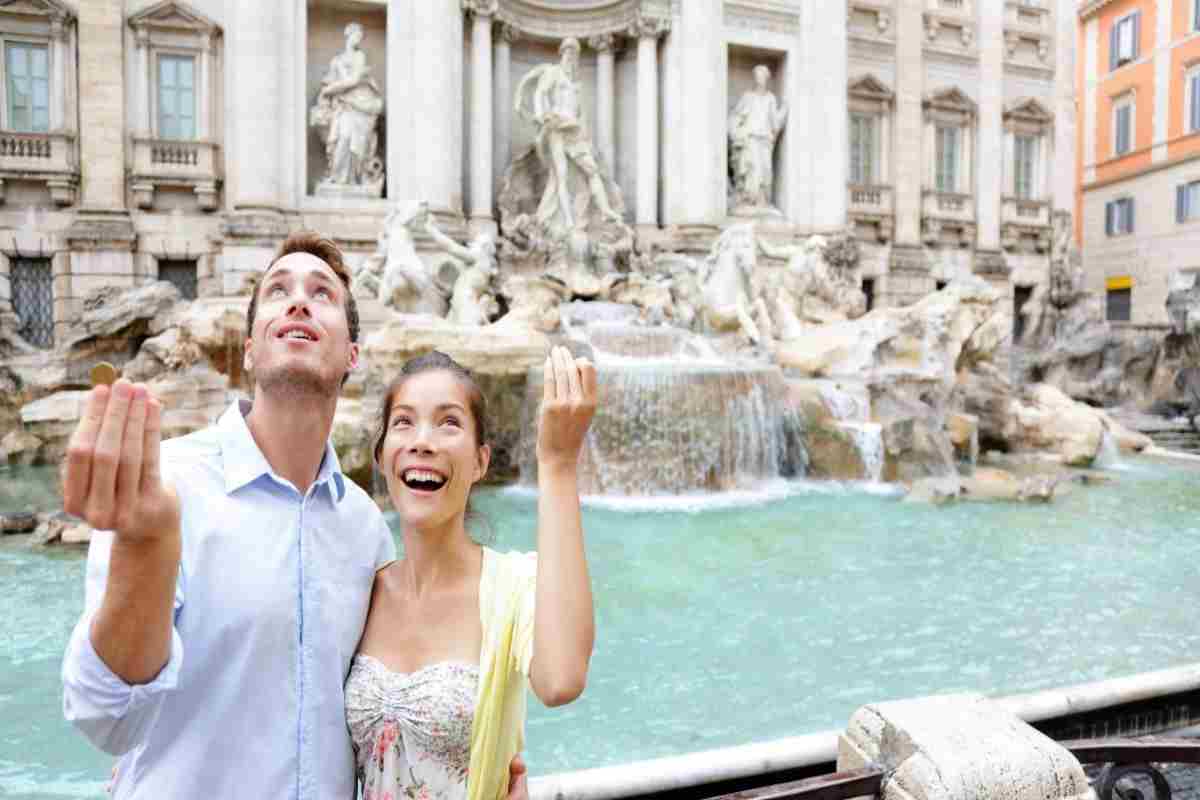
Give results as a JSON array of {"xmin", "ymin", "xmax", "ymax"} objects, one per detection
[
  {"xmin": 268, "ymin": 285, "xmax": 286, "ymax": 297},
  {"xmin": 316, "ymin": 288, "xmax": 333, "ymax": 300}
]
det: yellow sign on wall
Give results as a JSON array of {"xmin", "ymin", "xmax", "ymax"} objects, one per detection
[{"xmin": 1106, "ymin": 275, "xmax": 1132, "ymax": 291}]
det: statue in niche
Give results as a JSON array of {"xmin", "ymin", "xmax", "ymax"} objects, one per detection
[
  {"xmin": 698, "ymin": 223, "xmax": 773, "ymax": 344},
  {"xmin": 309, "ymin": 22, "xmax": 385, "ymax": 196},
  {"xmin": 423, "ymin": 216, "xmax": 501, "ymax": 327},
  {"xmin": 728, "ymin": 65, "xmax": 788, "ymax": 215},
  {"xmin": 515, "ymin": 37, "xmax": 622, "ymax": 233},
  {"xmin": 353, "ymin": 202, "xmax": 447, "ymax": 315}
]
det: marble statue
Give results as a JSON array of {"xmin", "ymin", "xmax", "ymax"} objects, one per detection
[
  {"xmin": 758, "ymin": 234, "xmax": 867, "ymax": 335},
  {"xmin": 515, "ymin": 37, "xmax": 622, "ymax": 233},
  {"xmin": 728, "ymin": 65, "xmax": 788, "ymax": 215},
  {"xmin": 424, "ymin": 216, "xmax": 500, "ymax": 327},
  {"xmin": 698, "ymin": 223, "xmax": 772, "ymax": 344},
  {"xmin": 353, "ymin": 202, "xmax": 447, "ymax": 315},
  {"xmin": 310, "ymin": 22, "xmax": 385, "ymax": 196}
]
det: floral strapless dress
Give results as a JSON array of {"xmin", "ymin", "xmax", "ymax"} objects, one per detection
[{"xmin": 345, "ymin": 654, "xmax": 479, "ymax": 800}]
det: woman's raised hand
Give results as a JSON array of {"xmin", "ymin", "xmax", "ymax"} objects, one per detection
[{"xmin": 536, "ymin": 346, "xmax": 597, "ymax": 472}]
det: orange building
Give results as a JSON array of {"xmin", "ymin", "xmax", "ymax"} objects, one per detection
[{"xmin": 1078, "ymin": 0, "xmax": 1200, "ymax": 324}]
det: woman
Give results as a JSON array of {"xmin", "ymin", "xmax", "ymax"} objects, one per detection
[{"xmin": 346, "ymin": 347, "xmax": 597, "ymax": 800}]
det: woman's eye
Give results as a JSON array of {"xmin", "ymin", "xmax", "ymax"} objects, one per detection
[
  {"xmin": 442, "ymin": 417, "xmax": 461, "ymax": 428},
  {"xmin": 391, "ymin": 416, "xmax": 411, "ymax": 428}
]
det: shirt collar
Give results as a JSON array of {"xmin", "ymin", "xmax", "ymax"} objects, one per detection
[{"xmin": 218, "ymin": 399, "xmax": 347, "ymax": 502}]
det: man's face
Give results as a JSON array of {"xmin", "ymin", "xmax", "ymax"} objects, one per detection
[{"xmin": 244, "ymin": 252, "xmax": 359, "ymax": 399}]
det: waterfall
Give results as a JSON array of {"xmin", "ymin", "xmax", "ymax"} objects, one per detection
[
  {"xmin": 1094, "ymin": 428, "xmax": 1121, "ymax": 469},
  {"xmin": 840, "ymin": 421, "xmax": 884, "ymax": 482},
  {"xmin": 519, "ymin": 321, "xmax": 807, "ymax": 497}
]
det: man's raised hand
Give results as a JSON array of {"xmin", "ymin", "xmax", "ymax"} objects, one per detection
[{"xmin": 63, "ymin": 379, "xmax": 179, "ymax": 540}]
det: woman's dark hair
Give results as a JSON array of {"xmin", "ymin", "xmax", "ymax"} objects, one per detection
[{"xmin": 373, "ymin": 350, "xmax": 493, "ymax": 541}]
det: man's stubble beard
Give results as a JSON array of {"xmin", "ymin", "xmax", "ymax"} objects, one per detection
[{"xmin": 253, "ymin": 362, "xmax": 342, "ymax": 403}]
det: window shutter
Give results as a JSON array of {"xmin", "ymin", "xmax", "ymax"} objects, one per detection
[
  {"xmin": 1128, "ymin": 198, "xmax": 1135, "ymax": 232},
  {"xmin": 1110, "ymin": 23, "xmax": 1118, "ymax": 70},
  {"xmin": 1191, "ymin": 75, "xmax": 1200, "ymax": 132},
  {"xmin": 1179, "ymin": 185, "xmax": 1188, "ymax": 224},
  {"xmin": 1106, "ymin": 201, "xmax": 1114, "ymax": 235},
  {"xmin": 1133, "ymin": 13, "xmax": 1141, "ymax": 59}
]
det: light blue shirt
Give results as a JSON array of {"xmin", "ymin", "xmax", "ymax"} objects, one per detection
[{"xmin": 62, "ymin": 400, "xmax": 396, "ymax": 799}]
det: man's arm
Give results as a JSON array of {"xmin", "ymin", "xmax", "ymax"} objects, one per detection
[{"xmin": 61, "ymin": 381, "xmax": 184, "ymax": 754}]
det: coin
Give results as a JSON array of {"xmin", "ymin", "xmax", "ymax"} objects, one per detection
[{"xmin": 90, "ymin": 362, "xmax": 119, "ymax": 387}]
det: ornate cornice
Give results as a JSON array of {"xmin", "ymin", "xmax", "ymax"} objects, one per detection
[
  {"xmin": 491, "ymin": 0, "xmax": 671, "ymax": 42},
  {"xmin": 128, "ymin": 0, "xmax": 221, "ymax": 36},
  {"xmin": 725, "ymin": 0, "xmax": 800, "ymax": 34},
  {"xmin": 462, "ymin": 0, "xmax": 499, "ymax": 19},
  {"xmin": 587, "ymin": 33, "xmax": 615, "ymax": 51},
  {"xmin": 1078, "ymin": 0, "xmax": 1120, "ymax": 21},
  {"xmin": 627, "ymin": 8, "xmax": 670, "ymax": 39}
]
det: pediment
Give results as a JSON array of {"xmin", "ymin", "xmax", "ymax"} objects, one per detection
[
  {"xmin": 1004, "ymin": 97, "xmax": 1053, "ymax": 123},
  {"xmin": 0, "ymin": 0, "xmax": 74, "ymax": 20},
  {"xmin": 128, "ymin": 0, "xmax": 220, "ymax": 34},
  {"xmin": 924, "ymin": 87, "xmax": 977, "ymax": 113},
  {"xmin": 848, "ymin": 74, "xmax": 894, "ymax": 101}
]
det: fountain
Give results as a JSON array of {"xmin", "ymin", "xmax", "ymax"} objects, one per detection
[{"xmin": 517, "ymin": 308, "xmax": 807, "ymax": 497}]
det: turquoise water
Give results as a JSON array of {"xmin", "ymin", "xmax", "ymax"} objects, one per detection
[{"xmin": 3, "ymin": 459, "xmax": 1200, "ymax": 797}]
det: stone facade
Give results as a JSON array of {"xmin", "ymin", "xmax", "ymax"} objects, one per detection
[{"xmin": 0, "ymin": 0, "xmax": 1074, "ymax": 352}]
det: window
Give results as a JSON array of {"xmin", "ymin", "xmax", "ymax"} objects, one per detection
[
  {"xmin": 158, "ymin": 258, "xmax": 197, "ymax": 300},
  {"xmin": 1110, "ymin": 12, "xmax": 1140, "ymax": 71},
  {"xmin": 1188, "ymin": 68, "xmax": 1200, "ymax": 134},
  {"xmin": 1176, "ymin": 180, "xmax": 1200, "ymax": 223},
  {"xmin": 861, "ymin": 278, "xmax": 875, "ymax": 312},
  {"xmin": 157, "ymin": 53, "xmax": 195, "ymax": 140},
  {"xmin": 936, "ymin": 125, "xmax": 960, "ymax": 192},
  {"xmin": 1106, "ymin": 277, "xmax": 1132, "ymax": 322},
  {"xmin": 849, "ymin": 113, "xmax": 877, "ymax": 184},
  {"xmin": 11, "ymin": 256, "xmax": 53, "ymax": 349},
  {"xmin": 1113, "ymin": 96, "xmax": 1133, "ymax": 156},
  {"xmin": 935, "ymin": 280, "xmax": 948, "ymax": 291},
  {"xmin": 1014, "ymin": 134, "xmax": 1038, "ymax": 199},
  {"xmin": 1195, "ymin": 0, "xmax": 1200, "ymax": 33},
  {"xmin": 5, "ymin": 42, "xmax": 48, "ymax": 133},
  {"xmin": 1105, "ymin": 197, "xmax": 1134, "ymax": 236}
]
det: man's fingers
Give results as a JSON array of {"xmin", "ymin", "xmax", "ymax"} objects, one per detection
[
  {"xmin": 578, "ymin": 357, "xmax": 597, "ymax": 402},
  {"xmin": 542, "ymin": 355, "xmax": 554, "ymax": 406},
  {"xmin": 114, "ymin": 386, "xmax": 148, "ymax": 529},
  {"xmin": 553, "ymin": 346, "xmax": 570, "ymax": 401},
  {"xmin": 62, "ymin": 385, "xmax": 109, "ymax": 515},
  {"xmin": 140, "ymin": 395, "xmax": 164, "ymax": 491},
  {"xmin": 87, "ymin": 380, "xmax": 135, "ymax": 522}
]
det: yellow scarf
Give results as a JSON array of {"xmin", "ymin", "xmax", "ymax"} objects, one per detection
[{"xmin": 468, "ymin": 548, "xmax": 537, "ymax": 800}]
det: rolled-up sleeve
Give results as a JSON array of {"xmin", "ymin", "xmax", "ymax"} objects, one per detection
[{"xmin": 61, "ymin": 529, "xmax": 184, "ymax": 756}]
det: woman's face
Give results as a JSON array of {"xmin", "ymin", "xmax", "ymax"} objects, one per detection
[
  {"xmin": 346, "ymin": 26, "xmax": 363, "ymax": 48},
  {"xmin": 379, "ymin": 370, "xmax": 489, "ymax": 534}
]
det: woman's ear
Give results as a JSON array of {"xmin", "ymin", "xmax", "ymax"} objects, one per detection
[{"xmin": 475, "ymin": 444, "xmax": 491, "ymax": 483}]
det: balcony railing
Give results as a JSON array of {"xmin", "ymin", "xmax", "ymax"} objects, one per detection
[
  {"xmin": 848, "ymin": 183, "xmax": 894, "ymax": 215},
  {"xmin": 1006, "ymin": 0, "xmax": 1050, "ymax": 30},
  {"xmin": 927, "ymin": 0, "xmax": 972, "ymax": 15},
  {"xmin": 131, "ymin": 137, "xmax": 221, "ymax": 211},
  {"xmin": 923, "ymin": 190, "xmax": 976, "ymax": 223},
  {"xmin": 1002, "ymin": 196, "xmax": 1051, "ymax": 227},
  {"xmin": 0, "ymin": 130, "xmax": 78, "ymax": 206}
]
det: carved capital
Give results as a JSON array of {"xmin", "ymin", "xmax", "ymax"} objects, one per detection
[
  {"xmin": 587, "ymin": 33, "xmax": 616, "ymax": 53},
  {"xmin": 50, "ymin": 14, "xmax": 68, "ymax": 42},
  {"xmin": 1037, "ymin": 39, "xmax": 1050, "ymax": 62},
  {"xmin": 878, "ymin": 10, "xmax": 891, "ymax": 33},
  {"xmin": 628, "ymin": 9, "xmax": 670, "ymax": 39},
  {"xmin": 500, "ymin": 23, "xmax": 521, "ymax": 44},
  {"xmin": 134, "ymin": 26, "xmax": 150, "ymax": 48},
  {"xmin": 462, "ymin": 0, "xmax": 499, "ymax": 19},
  {"xmin": 925, "ymin": 17, "xmax": 939, "ymax": 41}
]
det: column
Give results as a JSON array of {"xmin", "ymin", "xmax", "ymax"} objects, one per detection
[
  {"xmin": 494, "ymin": 24, "xmax": 518, "ymax": 194},
  {"xmin": 466, "ymin": 1, "xmax": 497, "ymax": 232},
  {"xmin": 892, "ymin": 0, "xmax": 924, "ymax": 249},
  {"xmin": 389, "ymin": 0, "xmax": 465, "ymax": 223},
  {"xmin": 1052, "ymin": 0, "xmax": 1076, "ymax": 217},
  {"xmin": 975, "ymin": 0, "xmax": 1004, "ymax": 254},
  {"xmin": 661, "ymin": 1, "xmax": 720, "ymax": 232},
  {"xmin": 229, "ymin": 3, "xmax": 284, "ymax": 213},
  {"xmin": 588, "ymin": 34, "xmax": 616, "ymax": 176},
  {"xmin": 630, "ymin": 17, "xmax": 666, "ymax": 229},
  {"xmin": 198, "ymin": 33, "xmax": 211, "ymax": 140},
  {"xmin": 133, "ymin": 29, "xmax": 150, "ymax": 136},
  {"xmin": 75, "ymin": 0, "xmax": 127, "ymax": 213},
  {"xmin": 49, "ymin": 15, "xmax": 67, "ymax": 131},
  {"xmin": 798, "ymin": 0, "xmax": 848, "ymax": 231}
]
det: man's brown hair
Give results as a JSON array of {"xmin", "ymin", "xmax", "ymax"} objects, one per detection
[{"xmin": 245, "ymin": 231, "xmax": 360, "ymax": 343}]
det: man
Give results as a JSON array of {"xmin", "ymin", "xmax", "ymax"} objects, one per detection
[
  {"xmin": 61, "ymin": 232, "xmax": 528, "ymax": 798},
  {"xmin": 517, "ymin": 37, "xmax": 621, "ymax": 230}
]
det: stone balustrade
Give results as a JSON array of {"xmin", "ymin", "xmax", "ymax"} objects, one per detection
[
  {"xmin": 1006, "ymin": 0, "xmax": 1051, "ymax": 30},
  {"xmin": 926, "ymin": 0, "xmax": 971, "ymax": 17},
  {"xmin": 848, "ymin": 183, "xmax": 896, "ymax": 243},
  {"xmin": 0, "ymin": 130, "xmax": 78, "ymax": 206},
  {"xmin": 130, "ymin": 137, "xmax": 221, "ymax": 211},
  {"xmin": 922, "ymin": 190, "xmax": 975, "ymax": 222},
  {"xmin": 1003, "ymin": 196, "xmax": 1051, "ymax": 227}
]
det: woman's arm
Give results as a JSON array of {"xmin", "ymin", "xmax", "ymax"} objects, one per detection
[{"xmin": 528, "ymin": 346, "xmax": 597, "ymax": 707}]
